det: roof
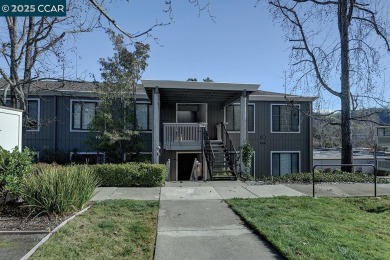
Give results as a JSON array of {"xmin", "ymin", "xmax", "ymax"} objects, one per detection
[
  {"xmin": 0, "ymin": 80, "xmax": 316, "ymax": 102},
  {"xmin": 250, "ymin": 89, "xmax": 318, "ymax": 102},
  {"xmin": 0, "ymin": 80, "xmax": 147, "ymax": 98},
  {"xmin": 141, "ymin": 80, "xmax": 260, "ymax": 104}
]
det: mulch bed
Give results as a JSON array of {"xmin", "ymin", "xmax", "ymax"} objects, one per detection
[{"xmin": 0, "ymin": 202, "xmax": 72, "ymax": 232}]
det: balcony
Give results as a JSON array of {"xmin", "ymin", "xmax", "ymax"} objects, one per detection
[{"xmin": 163, "ymin": 123, "xmax": 206, "ymax": 150}]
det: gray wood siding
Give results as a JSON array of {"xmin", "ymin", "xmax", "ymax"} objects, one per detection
[
  {"xmin": 56, "ymin": 96, "xmax": 96, "ymax": 153},
  {"xmin": 24, "ymin": 96, "xmax": 153, "ymax": 158},
  {"xmin": 24, "ymin": 96, "xmax": 56, "ymax": 155},
  {"xmin": 159, "ymin": 101, "xmax": 225, "ymax": 180},
  {"xmin": 160, "ymin": 101, "xmax": 224, "ymax": 141},
  {"xmin": 22, "ymin": 94, "xmax": 312, "ymax": 177},
  {"xmin": 229, "ymin": 101, "xmax": 312, "ymax": 177}
]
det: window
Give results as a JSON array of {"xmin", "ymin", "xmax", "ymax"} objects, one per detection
[
  {"xmin": 272, "ymin": 152, "xmax": 299, "ymax": 176},
  {"xmin": 136, "ymin": 103, "xmax": 152, "ymax": 131},
  {"xmin": 27, "ymin": 99, "xmax": 40, "ymax": 131},
  {"xmin": 271, "ymin": 105, "xmax": 300, "ymax": 132},
  {"xmin": 5, "ymin": 98, "xmax": 40, "ymax": 130},
  {"xmin": 72, "ymin": 101, "xmax": 97, "ymax": 130},
  {"xmin": 225, "ymin": 104, "xmax": 255, "ymax": 132},
  {"xmin": 377, "ymin": 127, "xmax": 390, "ymax": 136}
]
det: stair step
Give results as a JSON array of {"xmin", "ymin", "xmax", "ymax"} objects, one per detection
[{"xmin": 211, "ymin": 170, "xmax": 237, "ymax": 180}]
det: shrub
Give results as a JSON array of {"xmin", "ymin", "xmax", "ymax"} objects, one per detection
[
  {"xmin": 0, "ymin": 147, "xmax": 35, "ymax": 197},
  {"xmin": 39, "ymin": 147, "xmax": 71, "ymax": 165},
  {"xmin": 20, "ymin": 165, "xmax": 99, "ymax": 215},
  {"xmin": 241, "ymin": 142, "xmax": 254, "ymax": 180},
  {"xmin": 93, "ymin": 163, "xmax": 166, "ymax": 187},
  {"xmin": 257, "ymin": 171, "xmax": 390, "ymax": 184}
]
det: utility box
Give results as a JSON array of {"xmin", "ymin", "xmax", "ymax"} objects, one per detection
[{"xmin": 0, "ymin": 106, "xmax": 23, "ymax": 152}]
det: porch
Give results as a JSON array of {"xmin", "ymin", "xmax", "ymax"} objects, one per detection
[
  {"xmin": 142, "ymin": 80, "xmax": 259, "ymax": 181},
  {"xmin": 163, "ymin": 123, "xmax": 205, "ymax": 150}
]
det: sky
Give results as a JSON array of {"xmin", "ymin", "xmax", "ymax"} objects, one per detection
[
  {"xmin": 69, "ymin": 1, "xmax": 390, "ymax": 110},
  {"xmin": 72, "ymin": 2, "xmax": 291, "ymax": 89}
]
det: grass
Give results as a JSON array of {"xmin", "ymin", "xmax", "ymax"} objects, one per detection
[
  {"xmin": 30, "ymin": 200, "xmax": 159, "ymax": 260},
  {"xmin": 227, "ymin": 196, "xmax": 390, "ymax": 260}
]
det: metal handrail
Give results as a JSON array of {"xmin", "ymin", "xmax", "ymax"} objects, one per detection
[
  {"xmin": 203, "ymin": 130, "xmax": 214, "ymax": 179},
  {"xmin": 221, "ymin": 122, "xmax": 238, "ymax": 177},
  {"xmin": 312, "ymin": 164, "xmax": 377, "ymax": 197}
]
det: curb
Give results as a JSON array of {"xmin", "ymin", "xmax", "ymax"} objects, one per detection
[
  {"xmin": 20, "ymin": 206, "xmax": 91, "ymax": 260},
  {"xmin": 0, "ymin": 230, "xmax": 50, "ymax": 235}
]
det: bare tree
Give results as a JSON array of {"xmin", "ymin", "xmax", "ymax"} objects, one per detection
[
  {"xmin": 0, "ymin": 1, "xmax": 99, "ymax": 110},
  {"xmin": 268, "ymin": 0, "xmax": 390, "ymax": 171},
  {"xmin": 0, "ymin": 0, "xmax": 213, "ymax": 114}
]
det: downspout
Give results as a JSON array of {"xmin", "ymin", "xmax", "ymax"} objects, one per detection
[
  {"xmin": 54, "ymin": 95, "xmax": 58, "ymax": 152},
  {"xmin": 309, "ymin": 102, "xmax": 313, "ymax": 172}
]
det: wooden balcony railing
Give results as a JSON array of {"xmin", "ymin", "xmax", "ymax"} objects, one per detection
[{"xmin": 163, "ymin": 123, "xmax": 206, "ymax": 150}]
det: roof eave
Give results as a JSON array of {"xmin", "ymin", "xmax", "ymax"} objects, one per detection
[
  {"xmin": 249, "ymin": 95, "xmax": 318, "ymax": 102},
  {"xmin": 141, "ymin": 80, "xmax": 260, "ymax": 92}
]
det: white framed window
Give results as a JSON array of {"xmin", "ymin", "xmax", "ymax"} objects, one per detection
[
  {"xmin": 136, "ymin": 103, "xmax": 152, "ymax": 131},
  {"xmin": 70, "ymin": 100, "xmax": 98, "ymax": 131},
  {"xmin": 6, "ymin": 98, "xmax": 40, "ymax": 131},
  {"xmin": 271, "ymin": 104, "xmax": 300, "ymax": 133},
  {"xmin": 26, "ymin": 98, "xmax": 40, "ymax": 131},
  {"xmin": 271, "ymin": 151, "xmax": 300, "ymax": 176},
  {"xmin": 70, "ymin": 151, "xmax": 105, "ymax": 164},
  {"xmin": 224, "ymin": 103, "xmax": 255, "ymax": 132}
]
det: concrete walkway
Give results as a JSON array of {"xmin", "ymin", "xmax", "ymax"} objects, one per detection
[{"xmin": 91, "ymin": 181, "xmax": 305, "ymax": 260}]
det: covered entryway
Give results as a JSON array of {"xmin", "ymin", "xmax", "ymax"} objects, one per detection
[
  {"xmin": 142, "ymin": 80, "xmax": 259, "ymax": 178},
  {"xmin": 177, "ymin": 153, "xmax": 201, "ymax": 181},
  {"xmin": 176, "ymin": 103, "xmax": 207, "ymax": 123}
]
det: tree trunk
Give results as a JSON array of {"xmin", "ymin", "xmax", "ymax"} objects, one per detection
[{"xmin": 339, "ymin": 0, "xmax": 353, "ymax": 172}]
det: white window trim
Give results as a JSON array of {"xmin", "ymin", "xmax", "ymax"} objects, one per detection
[
  {"xmin": 251, "ymin": 151, "xmax": 256, "ymax": 178},
  {"xmin": 69, "ymin": 151, "xmax": 106, "ymax": 163},
  {"xmin": 35, "ymin": 151, "xmax": 40, "ymax": 162},
  {"xmin": 136, "ymin": 101, "xmax": 152, "ymax": 133},
  {"xmin": 270, "ymin": 151, "xmax": 301, "ymax": 176},
  {"xmin": 123, "ymin": 151, "xmax": 152, "ymax": 161},
  {"xmin": 26, "ymin": 98, "xmax": 40, "ymax": 132},
  {"xmin": 270, "ymin": 104, "xmax": 301, "ymax": 134},
  {"xmin": 223, "ymin": 103, "xmax": 255, "ymax": 133},
  {"xmin": 70, "ymin": 99, "xmax": 99, "ymax": 133}
]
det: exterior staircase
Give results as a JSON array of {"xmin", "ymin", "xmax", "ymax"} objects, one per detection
[{"xmin": 208, "ymin": 140, "xmax": 237, "ymax": 180}]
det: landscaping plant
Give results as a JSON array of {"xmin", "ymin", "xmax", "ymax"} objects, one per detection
[
  {"xmin": 0, "ymin": 147, "xmax": 35, "ymax": 203},
  {"xmin": 258, "ymin": 171, "xmax": 390, "ymax": 184},
  {"xmin": 20, "ymin": 165, "xmax": 100, "ymax": 215},
  {"xmin": 93, "ymin": 163, "xmax": 166, "ymax": 187},
  {"xmin": 241, "ymin": 142, "xmax": 254, "ymax": 180}
]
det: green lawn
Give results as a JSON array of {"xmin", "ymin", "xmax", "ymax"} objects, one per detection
[
  {"xmin": 227, "ymin": 196, "xmax": 390, "ymax": 260},
  {"xmin": 31, "ymin": 200, "xmax": 159, "ymax": 260}
]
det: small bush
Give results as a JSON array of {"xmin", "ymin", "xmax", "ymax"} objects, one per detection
[
  {"xmin": 20, "ymin": 165, "xmax": 99, "ymax": 215},
  {"xmin": 258, "ymin": 171, "xmax": 390, "ymax": 184},
  {"xmin": 39, "ymin": 147, "xmax": 71, "ymax": 165},
  {"xmin": 93, "ymin": 163, "xmax": 166, "ymax": 187},
  {"xmin": 0, "ymin": 147, "xmax": 35, "ymax": 197}
]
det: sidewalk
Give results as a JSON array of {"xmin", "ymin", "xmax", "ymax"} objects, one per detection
[{"xmin": 92, "ymin": 181, "xmax": 305, "ymax": 260}]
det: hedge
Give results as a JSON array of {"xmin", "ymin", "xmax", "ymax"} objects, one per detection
[{"xmin": 93, "ymin": 163, "xmax": 166, "ymax": 187}]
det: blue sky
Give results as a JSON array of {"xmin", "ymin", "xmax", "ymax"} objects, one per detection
[
  {"xmin": 73, "ymin": 2, "xmax": 290, "ymax": 89},
  {"xmin": 70, "ymin": 1, "xmax": 390, "ymax": 110}
]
